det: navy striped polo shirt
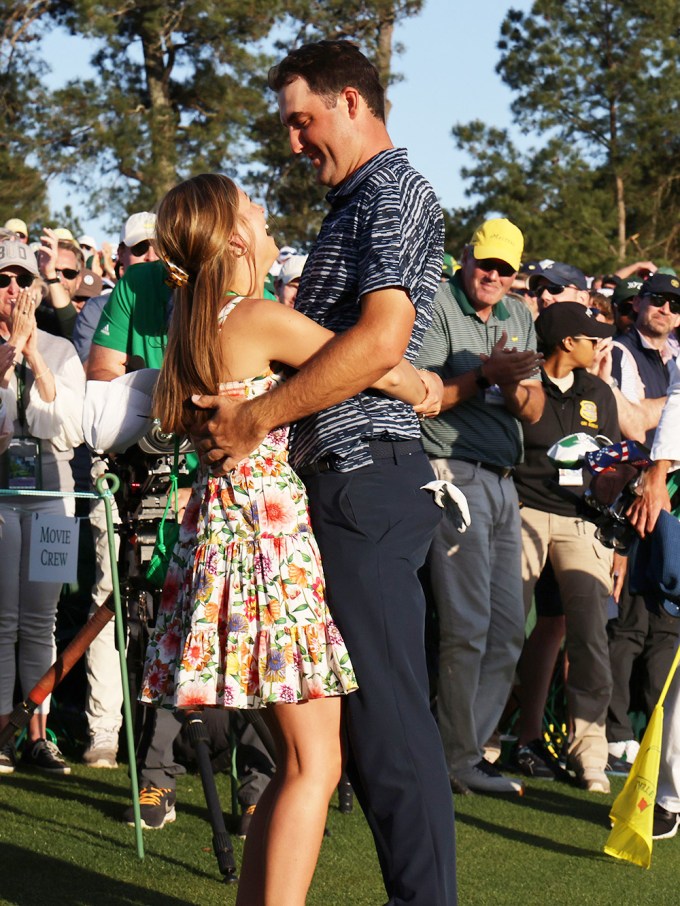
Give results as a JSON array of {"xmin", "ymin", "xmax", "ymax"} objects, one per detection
[{"xmin": 290, "ymin": 148, "xmax": 444, "ymax": 472}]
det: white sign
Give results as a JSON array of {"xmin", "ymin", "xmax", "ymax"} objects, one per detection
[{"xmin": 29, "ymin": 514, "xmax": 80, "ymax": 584}]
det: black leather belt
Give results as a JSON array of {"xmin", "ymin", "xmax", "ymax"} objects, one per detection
[
  {"xmin": 297, "ymin": 439, "xmax": 423, "ymax": 477},
  {"xmin": 455, "ymin": 457, "xmax": 514, "ymax": 480}
]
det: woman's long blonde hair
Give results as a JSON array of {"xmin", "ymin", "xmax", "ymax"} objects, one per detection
[{"xmin": 153, "ymin": 173, "xmax": 249, "ymax": 434}]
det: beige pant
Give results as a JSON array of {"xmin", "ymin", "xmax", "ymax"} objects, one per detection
[{"xmin": 521, "ymin": 506, "xmax": 613, "ymax": 775}]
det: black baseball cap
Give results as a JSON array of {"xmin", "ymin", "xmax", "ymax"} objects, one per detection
[
  {"xmin": 640, "ymin": 272, "xmax": 680, "ymax": 298},
  {"xmin": 536, "ymin": 302, "xmax": 615, "ymax": 348}
]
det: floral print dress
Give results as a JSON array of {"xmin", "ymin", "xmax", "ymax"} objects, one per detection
[{"xmin": 140, "ymin": 298, "xmax": 357, "ymax": 709}]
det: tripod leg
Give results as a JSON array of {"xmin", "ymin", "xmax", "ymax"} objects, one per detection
[
  {"xmin": 184, "ymin": 712, "xmax": 238, "ymax": 884},
  {"xmin": 0, "ymin": 594, "xmax": 115, "ymax": 749}
]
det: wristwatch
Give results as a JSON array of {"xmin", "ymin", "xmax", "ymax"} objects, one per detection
[
  {"xmin": 46, "ymin": 277, "xmax": 60, "ymax": 285},
  {"xmin": 475, "ymin": 365, "xmax": 491, "ymax": 390}
]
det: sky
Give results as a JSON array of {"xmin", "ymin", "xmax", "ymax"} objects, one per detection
[{"xmin": 40, "ymin": 0, "xmax": 532, "ymax": 246}]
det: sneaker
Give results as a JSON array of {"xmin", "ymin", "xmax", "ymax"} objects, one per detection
[
  {"xmin": 652, "ymin": 804, "xmax": 680, "ymax": 840},
  {"xmin": 580, "ymin": 770, "xmax": 610, "ymax": 794},
  {"xmin": 82, "ymin": 731, "xmax": 119, "ymax": 769},
  {"xmin": 124, "ymin": 786, "xmax": 176, "ymax": 830},
  {"xmin": 238, "ymin": 804, "xmax": 256, "ymax": 838},
  {"xmin": 0, "ymin": 740, "xmax": 16, "ymax": 774},
  {"xmin": 21, "ymin": 738, "xmax": 71, "ymax": 775},
  {"xmin": 606, "ymin": 739, "xmax": 640, "ymax": 776},
  {"xmin": 453, "ymin": 758, "xmax": 525, "ymax": 795},
  {"xmin": 511, "ymin": 739, "xmax": 564, "ymax": 780}
]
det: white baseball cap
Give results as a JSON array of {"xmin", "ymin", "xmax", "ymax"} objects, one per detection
[
  {"xmin": 0, "ymin": 240, "xmax": 39, "ymax": 276},
  {"xmin": 120, "ymin": 212, "xmax": 156, "ymax": 247},
  {"xmin": 78, "ymin": 235, "xmax": 98, "ymax": 250},
  {"xmin": 277, "ymin": 254, "xmax": 308, "ymax": 286}
]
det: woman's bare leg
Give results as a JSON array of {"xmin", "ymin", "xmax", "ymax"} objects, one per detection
[{"xmin": 236, "ymin": 696, "xmax": 343, "ymax": 906}]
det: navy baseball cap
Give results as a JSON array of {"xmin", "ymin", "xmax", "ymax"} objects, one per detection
[{"xmin": 528, "ymin": 260, "xmax": 588, "ymax": 292}]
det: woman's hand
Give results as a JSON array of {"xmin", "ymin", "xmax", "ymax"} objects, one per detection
[
  {"xmin": 414, "ymin": 369, "xmax": 444, "ymax": 418},
  {"xmin": 8, "ymin": 288, "xmax": 38, "ymax": 356},
  {"xmin": 588, "ymin": 337, "xmax": 612, "ymax": 383},
  {"xmin": 38, "ymin": 227, "xmax": 60, "ymax": 280},
  {"xmin": 0, "ymin": 341, "xmax": 15, "ymax": 382}
]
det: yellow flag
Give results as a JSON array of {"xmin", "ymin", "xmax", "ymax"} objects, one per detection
[{"xmin": 604, "ymin": 705, "xmax": 664, "ymax": 868}]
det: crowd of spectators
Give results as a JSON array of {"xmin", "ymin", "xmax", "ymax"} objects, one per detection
[{"xmin": 0, "ymin": 206, "xmax": 678, "ymax": 842}]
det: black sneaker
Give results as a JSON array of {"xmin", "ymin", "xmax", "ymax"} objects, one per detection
[
  {"xmin": 21, "ymin": 739, "xmax": 71, "ymax": 774},
  {"xmin": 511, "ymin": 739, "xmax": 569, "ymax": 781},
  {"xmin": 606, "ymin": 756, "xmax": 633, "ymax": 777},
  {"xmin": 0, "ymin": 740, "xmax": 16, "ymax": 774},
  {"xmin": 652, "ymin": 804, "xmax": 680, "ymax": 840},
  {"xmin": 124, "ymin": 786, "xmax": 176, "ymax": 830},
  {"xmin": 454, "ymin": 758, "xmax": 524, "ymax": 794}
]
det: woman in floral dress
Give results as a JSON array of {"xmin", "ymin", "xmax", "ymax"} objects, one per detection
[{"xmin": 141, "ymin": 174, "xmax": 436, "ymax": 906}]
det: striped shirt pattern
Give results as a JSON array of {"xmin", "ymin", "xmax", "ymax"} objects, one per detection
[{"xmin": 291, "ymin": 148, "xmax": 444, "ymax": 472}]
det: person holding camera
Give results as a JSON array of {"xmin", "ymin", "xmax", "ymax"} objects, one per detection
[{"xmin": 0, "ymin": 241, "xmax": 85, "ymax": 774}]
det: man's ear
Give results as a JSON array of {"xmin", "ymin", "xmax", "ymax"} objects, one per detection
[
  {"xmin": 562, "ymin": 336, "xmax": 576, "ymax": 352},
  {"xmin": 343, "ymin": 86, "xmax": 361, "ymax": 119}
]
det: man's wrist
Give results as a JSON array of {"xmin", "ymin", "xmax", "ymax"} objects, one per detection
[{"xmin": 474, "ymin": 364, "xmax": 491, "ymax": 390}]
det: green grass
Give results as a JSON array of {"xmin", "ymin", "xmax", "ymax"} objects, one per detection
[{"xmin": 1, "ymin": 765, "xmax": 679, "ymax": 905}]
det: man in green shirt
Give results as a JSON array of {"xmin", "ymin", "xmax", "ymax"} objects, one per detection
[{"xmin": 417, "ymin": 218, "xmax": 544, "ymax": 795}]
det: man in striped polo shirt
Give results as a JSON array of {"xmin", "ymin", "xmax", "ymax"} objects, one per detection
[
  {"xmin": 417, "ymin": 219, "xmax": 545, "ymax": 795},
  {"xmin": 194, "ymin": 40, "xmax": 456, "ymax": 906}
]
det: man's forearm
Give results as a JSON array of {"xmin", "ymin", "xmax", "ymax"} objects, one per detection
[
  {"xmin": 440, "ymin": 370, "xmax": 480, "ymax": 412},
  {"xmin": 501, "ymin": 381, "xmax": 544, "ymax": 424},
  {"xmin": 247, "ymin": 322, "xmax": 404, "ymax": 432}
]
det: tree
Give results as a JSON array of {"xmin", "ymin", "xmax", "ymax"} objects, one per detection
[
  {"xmin": 244, "ymin": 0, "xmax": 425, "ymax": 244},
  {"xmin": 0, "ymin": 0, "xmax": 51, "ymax": 228},
  {"xmin": 42, "ymin": 0, "xmax": 283, "ymax": 226},
  {"xmin": 451, "ymin": 0, "xmax": 680, "ymax": 268}
]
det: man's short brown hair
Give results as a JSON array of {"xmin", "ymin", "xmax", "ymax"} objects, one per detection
[{"xmin": 268, "ymin": 40, "xmax": 386, "ymax": 123}]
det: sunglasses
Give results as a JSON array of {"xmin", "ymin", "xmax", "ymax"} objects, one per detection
[
  {"xmin": 643, "ymin": 293, "xmax": 680, "ymax": 315},
  {"xmin": 56, "ymin": 267, "xmax": 80, "ymax": 280},
  {"xmin": 475, "ymin": 258, "xmax": 516, "ymax": 278},
  {"xmin": 574, "ymin": 336, "xmax": 599, "ymax": 346},
  {"xmin": 537, "ymin": 283, "xmax": 574, "ymax": 298},
  {"xmin": 130, "ymin": 239, "xmax": 152, "ymax": 257},
  {"xmin": 0, "ymin": 273, "xmax": 34, "ymax": 289}
]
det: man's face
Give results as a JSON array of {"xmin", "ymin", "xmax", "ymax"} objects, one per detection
[
  {"xmin": 276, "ymin": 278, "xmax": 300, "ymax": 308},
  {"xmin": 278, "ymin": 77, "xmax": 356, "ymax": 187},
  {"xmin": 634, "ymin": 294, "xmax": 680, "ymax": 340},
  {"xmin": 534, "ymin": 279, "xmax": 583, "ymax": 310},
  {"xmin": 0, "ymin": 267, "xmax": 34, "ymax": 324},
  {"xmin": 612, "ymin": 300, "xmax": 636, "ymax": 334},
  {"xmin": 54, "ymin": 247, "xmax": 82, "ymax": 300},
  {"xmin": 117, "ymin": 238, "xmax": 158, "ymax": 276},
  {"xmin": 460, "ymin": 249, "xmax": 516, "ymax": 310}
]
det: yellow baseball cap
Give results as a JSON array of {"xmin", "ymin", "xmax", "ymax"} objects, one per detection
[
  {"xmin": 4, "ymin": 217, "xmax": 28, "ymax": 237},
  {"xmin": 470, "ymin": 218, "xmax": 524, "ymax": 272}
]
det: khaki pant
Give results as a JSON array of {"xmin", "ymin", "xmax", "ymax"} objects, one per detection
[{"xmin": 521, "ymin": 506, "xmax": 613, "ymax": 774}]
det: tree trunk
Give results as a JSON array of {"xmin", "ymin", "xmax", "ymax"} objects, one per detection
[
  {"xmin": 140, "ymin": 29, "xmax": 177, "ymax": 198},
  {"xmin": 375, "ymin": 10, "xmax": 395, "ymax": 121},
  {"xmin": 615, "ymin": 171, "xmax": 626, "ymax": 263}
]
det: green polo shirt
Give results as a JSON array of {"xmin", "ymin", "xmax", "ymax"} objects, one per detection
[
  {"xmin": 416, "ymin": 273, "xmax": 537, "ymax": 467},
  {"xmin": 91, "ymin": 260, "xmax": 200, "ymax": 481},
  {"xmin": 92, "ymin": 260, "xmax": 171, "ymax": 368}
]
